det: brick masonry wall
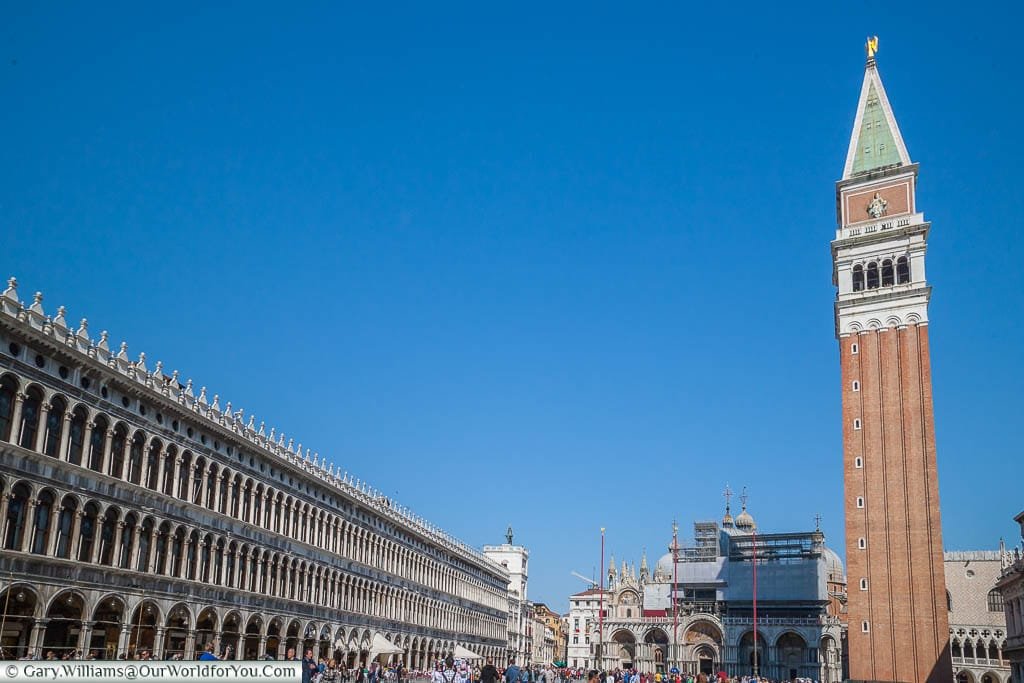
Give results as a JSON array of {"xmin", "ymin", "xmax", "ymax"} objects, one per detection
[{"xmin": 842, "ymin": 324, "xmax": 952, "ymax": 683}]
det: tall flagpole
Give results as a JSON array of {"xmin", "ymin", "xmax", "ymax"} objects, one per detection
[
  {"xmin": 672, "ymin": 520, "xmax": 679, "ymax": 673},
  {"xmin": 598, "ymin": 528, "xmax": 605, "ymax": 671},
  {"xmin": 752, "ymin": 526, "xmax": 759, "ymax": 678}
]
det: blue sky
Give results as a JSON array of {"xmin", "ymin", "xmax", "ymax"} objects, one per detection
[{"xmin": 2, "ymin": 2, "xmax": 1022, "ymax": 610}]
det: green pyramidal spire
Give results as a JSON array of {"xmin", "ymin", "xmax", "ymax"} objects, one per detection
[{"xmin": 843, "ymin": 50, "xmax": 912, "ymax": 179}]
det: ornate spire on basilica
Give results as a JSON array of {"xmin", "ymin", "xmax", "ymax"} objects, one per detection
[
  {"xmin": 640, "ymin": 549, "xmax": 649, "ymax": 582},
  {"xmin": 722, "ymin": 484, "xmax": 735, "ymax": 528},
  {"xmin": 735, "ymin": 487, "xmax": 756, "ymax": 531}
]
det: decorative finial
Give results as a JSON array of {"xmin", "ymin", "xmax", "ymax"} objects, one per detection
[
  {"xmin": 723, "ymin": 483, "xmax": 733, "ymax": 512},
  {"xmin": 815, "ymin": 512, "xmax": 822, "ymax": 532},
  {"xmin": 740, "ymin": 486, "xmax": 748, "ymax": 510},
  {"xmin": 506, "ymin": 525, "xmax": 514, "ymax": 545},
  {"xmin": 866, "ymin": 36, "xmax": 879, "ymax": 61}
]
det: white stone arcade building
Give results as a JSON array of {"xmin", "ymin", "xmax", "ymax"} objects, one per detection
[{"xmin": 0, "ymin": 276, "xmax": 509, "ymax": 663}]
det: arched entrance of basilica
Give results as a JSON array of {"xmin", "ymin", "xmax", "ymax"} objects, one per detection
[
  {"xmin": 695, "ymin": 646, "xmax": 715, "ymax": 676},
  {"xmin": 643, "ymin": 628, "xmax": 669, "ymax": 673},
  {"xmin": 611, "ymin": 630, "xmax": 636, "ymax": 669},
  {"xmin": 684, "ymin": 621, "xmax": 723, "ymax": 676}
]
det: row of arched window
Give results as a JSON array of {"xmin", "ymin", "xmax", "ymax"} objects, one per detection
[
  {"xmin": 0, "ymin": 370, "xmax": 506, "ymax": 618},
  {"xmin": 0, "ymin": 477, "xmax": 506, "ymax": 642},
  {"xmin": 852, "ymin": 256, "xmax": 910, "ymax": 291}
]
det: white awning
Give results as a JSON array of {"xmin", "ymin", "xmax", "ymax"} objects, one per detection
[
  {"xmin": 453, "ymin": 645, "xmax": 483, "ymax": 661},
  {"xmin": 369, "ymin": 633, "xmax": 404, "ymax": 655}
]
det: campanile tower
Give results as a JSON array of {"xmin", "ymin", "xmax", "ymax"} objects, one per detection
[{"xmin": 832, "ymin": 40, "xmax": 952, "ymax": 683}]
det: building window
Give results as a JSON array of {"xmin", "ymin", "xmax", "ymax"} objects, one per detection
[
  {"xmin": 854, "ymin": 418, "xmax": 862, "ymax": 430},
  {"xmin": 851, "ymin": 343, "xmax": 859, "ymax": 355},
  {"xmin": 856, "ymin": 497, "xmax": 864, "ymax": 509},
  {"xmin": 858, "ymin": 537, "xmax": 866, "ymax": 549},
  {"xmin": 852, "ymin": 380, "xmax": 860, "ymax": 392},
  {"xmin": 881, "ymin": 259, "xmax": 894, "ymax": 287},
  {"xmin": 947, "ymin": 590, "xmax": 953, "ymax": 611},
  {"xmin": 862, "ymin": 621, "xmax": 870, "ymax": 633},
  {"xmin": 853, "ymin": 265, "xmax": 864, "ymax": 292},
  {"xmin": 855, "ymin": 457, "xmax": 863, "ymax": 468},
  {"xmin": 860, "ymin": 578, "xmax": 868, "ymax": 591},
  {"xmin": 572, "ymin": 637, "xmax": 579, "ymax": 645},
  {"xmin": 866, "ymin": 262, "xmax": 880, "ymax": 289},
  {"xmin": 988, "ymin": 590, "xmax": 1004, "ymax": 612},
  {"xmin": 897, "ymin": 256, "xmax": 910, "ymax": 284}
]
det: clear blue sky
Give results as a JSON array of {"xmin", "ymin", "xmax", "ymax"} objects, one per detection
[{"xmin": 2, "ymin": 2, "xmax": 1022, "ymax": 611}]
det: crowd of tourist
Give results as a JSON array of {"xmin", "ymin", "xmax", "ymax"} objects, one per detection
[{"xmin": 4, "ymin": 647, "xmax": 821, "ymax": 683}]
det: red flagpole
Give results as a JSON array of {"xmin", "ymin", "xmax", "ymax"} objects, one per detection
[
  {"xmin": 752, "ymin": 528, "xmax": 759, "ymax": 678},
  {"xmin": 672, "ymin": 521, "xmax": 679, "ymax": 674},
  {"xmin": 599, "ymin": 527, "xmax": 605, "ymax": 671}
]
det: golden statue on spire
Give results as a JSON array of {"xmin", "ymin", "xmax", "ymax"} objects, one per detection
[{"xmin": 866, "ymin": 36, "xmax": 879, "ymax": 59}]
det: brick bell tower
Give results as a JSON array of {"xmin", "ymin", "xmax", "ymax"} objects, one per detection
[{"xmin": 832, "ymin": 39, "xmax": 952, "ymax": 683}]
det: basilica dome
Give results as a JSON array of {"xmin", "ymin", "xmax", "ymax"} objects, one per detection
[
  {"xmin": 821, "ymin": 545, "xmax": 846, "ymax": 581},
  {"xmin": 734, "ymin": 507, "xmax": 756, "ymax": 531},
  {"xmin": 655, "ymin": 551, "xmax": 674, "ymax": 578}
]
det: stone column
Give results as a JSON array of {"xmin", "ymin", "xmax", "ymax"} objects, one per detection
[
  {"xmin": 198, "ymin": 541, "xmax": 209, "ymax": 582},
  {"xmin": 187, "ymin": 462, "xmax": 198, "ymax": 502},
  {"xmin": 33, "ymin": 402, "xmax": 51, "ymax": 453},
  {"xmin": 170, "ymin": 456, "xmax": 182, "ymax": 497},
  {"xmin": 0, "ymin": 494, "xmax": 8, "ymax": 538},
  {"xmin": 222, "ymin": 549, "xmax": 234, "ymax": 588},
  {"xmin": 129, "ymin": 524, "xmax": 143, "ymax": 571},
  {"xmin": 117, "ymin": 623, "xmax": 131, "ymax": 658},
  {"xmin": 211, "ymin": 475, "xmax": 223, "ymax": 513},
  {"xmin": 21, "ymin": 500, "xmax": 37, "ymax": 552},
  {"xmin": 99, "ymin": 429, "xmax": 114, "ymax": 476},
  {"xmin": 142, "ymin": 529, "xmax": 157, "ymax": 574},
  {"xmin": 253, "ymin": 555, "xmax": 264, "ymax": 593},
  {"xmin": 9, "ymin": 393, "xmax": 25, "ymax": 445},
  {"xmin": 69, "ymin": 510, "xmax": 83, "ymax": 560},
  {"xmin": 182, "ymin": 537, "xmax": 193, "ymax": 580},
  {"xmin": 200, "ymin": 469, "xmax": 212, "ymax": 507},
  {"xmin": 184, "ymin": 629, "xmax": 196, "ymax": 660},
  {"xmin": 153, "ymin": 627, "xmax": 165, "ymax": 660},
  {"xmin": 77, "ymin": 620, "xmax": 94, "ymax": 656},
  {"xmin": 28, "ymin": 618, "xmax": 48, "ymax": 658},
  {"xmin": 45, "ymin": 502, "xmax": 61, "ymax": 556},
  {"xmin": 58, "ymin": 411, "xmax": 72, "ymax": 461},
  {"xmin": 90, "ymin": 519, "xmax": 102, "ymax": 565},
  {"xmin": 113, "ymin": 521, "xmax": 127, "ymax": 567},
  {"xmin": 138, "ymin": 444, "xmax": 152, "ymax": 489},
  {"xmin": 81, "ymin": 421, "xmax": 95, "ymax": 466}
]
